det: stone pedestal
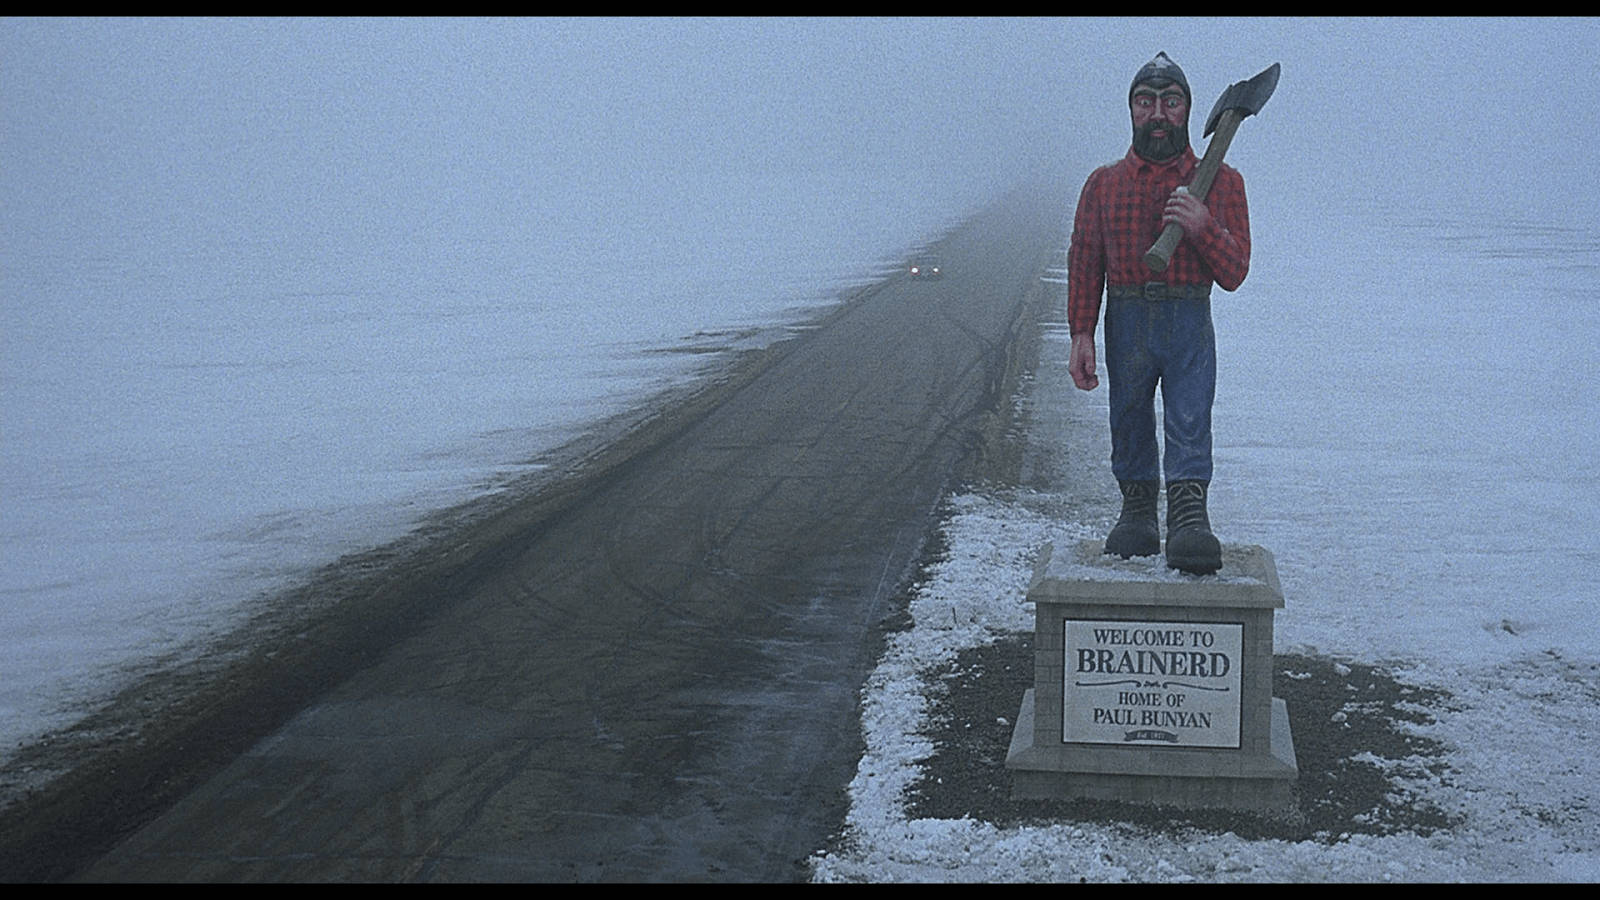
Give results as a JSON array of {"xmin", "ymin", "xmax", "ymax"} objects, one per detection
[{"xmin": 1004, "ymin": 540, "xmax": 1297, "ymax": 813}]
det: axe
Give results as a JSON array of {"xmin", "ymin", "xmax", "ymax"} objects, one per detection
[{"xmin": 1143, "ymin": 61, "xmax": 1280, "ymax": 273}]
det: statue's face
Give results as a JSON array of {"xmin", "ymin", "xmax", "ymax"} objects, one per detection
[{"xmin": 1130, "ymin": 81, "xmax": 1190, "ymax": 161}]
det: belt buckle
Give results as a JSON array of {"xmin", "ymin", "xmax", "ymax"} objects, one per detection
[{"xmin": 1141, "ymin": 282, "xmax": 1169, "ymax": 300}]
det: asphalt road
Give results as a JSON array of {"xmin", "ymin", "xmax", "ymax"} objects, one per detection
[{"xmin": 56, "ymin": 186, "xmax": 1068, "ymax": 882}]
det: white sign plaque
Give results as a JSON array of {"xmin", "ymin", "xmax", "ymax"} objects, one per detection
[{"xmin": 1063, "ymin": 620, "xmax": 1243, "ymax": 748}]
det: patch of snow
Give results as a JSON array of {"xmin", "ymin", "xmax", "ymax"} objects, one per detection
[{"xmin": 812, "ymin": 491, "xmax": 1600, "ymax": 883}]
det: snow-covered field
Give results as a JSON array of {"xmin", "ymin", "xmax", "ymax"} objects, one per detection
[{"xmin": 812, "ymin": 211, "xmax": 1600, "ymax": 882}]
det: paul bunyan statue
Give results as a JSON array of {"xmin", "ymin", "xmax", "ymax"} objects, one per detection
[{"xmin": 1067, "ymin": 52, "xmax": 1276, "ymax": 575}]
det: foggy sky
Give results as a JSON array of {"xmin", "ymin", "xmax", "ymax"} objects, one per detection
[{"xmin": 3, "ymin": 17, "xmax": 1597, "ymax": 257}]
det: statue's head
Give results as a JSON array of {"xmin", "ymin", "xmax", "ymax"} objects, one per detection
[{"xmin": 1128, "ymin": 52, "xmax": 1191, "ymax": 162}]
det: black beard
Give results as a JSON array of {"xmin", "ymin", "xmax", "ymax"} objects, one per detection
[{"xmin": 1133, "ymin": 120, "xmax": 1188, "ymax": 162}]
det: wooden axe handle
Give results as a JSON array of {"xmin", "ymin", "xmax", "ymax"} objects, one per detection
[{"xmin": 1142, "ymin": 108, "xmax": 1243, "ymax": 273}]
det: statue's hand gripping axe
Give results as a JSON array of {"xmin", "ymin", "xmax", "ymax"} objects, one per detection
[{"xmin": 1143, "ymin": 62, "xmax": 1280, "ymax": 273}]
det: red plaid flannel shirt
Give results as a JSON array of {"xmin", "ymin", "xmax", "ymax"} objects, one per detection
[{"xmin": 1067, "ymin": 145, "xmax": 1250, "ymax": 337}]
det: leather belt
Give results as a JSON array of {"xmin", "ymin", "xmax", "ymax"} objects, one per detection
[{"xmin": 1106, "ymin": 282, "xmax": 1212, "ymax": 301}]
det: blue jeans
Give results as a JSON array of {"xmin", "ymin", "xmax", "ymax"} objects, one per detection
[{"xmin": 1104, "ymin": 296, "xmax": 1216, "ymax": 485}]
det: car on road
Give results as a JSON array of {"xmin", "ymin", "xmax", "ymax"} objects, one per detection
[{"xmin": 908, "ymin": 255, "xmax": 943, "ymax": 280}]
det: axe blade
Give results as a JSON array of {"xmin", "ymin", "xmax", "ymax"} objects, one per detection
[{"xmin": 1203, "ymin": 62, "xmax": 1281, "ymax": 138}]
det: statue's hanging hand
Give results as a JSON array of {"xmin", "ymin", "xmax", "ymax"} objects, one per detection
[{"xmin": 1069, "ymin": 333, "xmax": 1099, "ymax": 391}]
